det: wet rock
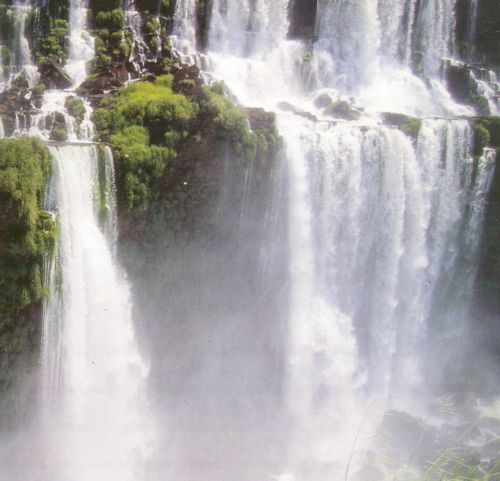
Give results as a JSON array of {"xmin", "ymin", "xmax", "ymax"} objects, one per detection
[
  {"xmin": 288, "ymin": 0, "xmax": 318, "ymax": 41},
  {"xmin": 277, "ymin": 101, "xmax": 317, "ymax": 122},
  {"xmin": 444, "ymin": 61, "xmax": 491, "ymax": 115},
  {"xmin": 381, "ymin": 112, "xmax": 422, "ymax": 140},
  {"xmin": 314, "ymin": 92, "xmax": 333, "ymax": 109},
  {"xmin": 39, "ymin": 59, "xmax": 72, "ymax": 90},
  {"xmin": 323, "ymin": 100, "xmax": 361, "ymax": 121}
]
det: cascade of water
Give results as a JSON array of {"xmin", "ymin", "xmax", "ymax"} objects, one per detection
[
  {"xmin": 65, "ymin": 0, "xmax": 94, "ymax": 87},
  {"xmin": 10, "ymin": 1, "xmax": 39, "ymax": 86},
  {"xmin": 0, "ymin": 117, "xmax": 4, "ymax": 138},
  {"xmin": 124, "ymin": 0, "xmax": 148, "ymax": 73},
  {"xmin": 39, "ymin": 144, "xmax": 151, "ymax": 481},
  {"xmin": 167, "ymin": 1, "xmax": 497, "ymax": 480},
  {"xmin": 172, "ymin": 0, "xmax": 198, "ymax": 56}
]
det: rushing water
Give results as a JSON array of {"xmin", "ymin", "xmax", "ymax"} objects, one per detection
[
  {"xmin": 0, "ymin": 0, "xmax": 497, "ymax": 479},
  {"xmin": 171, "ymin": 0, "xmax": 496, "ymax": 479},
  {"xmin": 37, "ymin": 145, "xmax": 151, "ymax": 481}
]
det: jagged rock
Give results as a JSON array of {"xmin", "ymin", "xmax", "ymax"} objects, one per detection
[
  {"xmin": 246, "ymin": 107, "xmax": 279, "ymax": 143},
  {"xmin": 277, "ymin": 101, "xmax": 317, "ymax": 122},
  {"xmin": 39, "ymin": 60, "xmax": 72, "ymax": 90},
  {"xmin": 323, "ymin": 100, "xmax": 361, "ymax": 121}
]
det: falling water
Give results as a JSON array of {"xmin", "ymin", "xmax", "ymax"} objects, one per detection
[
  {"xmin": 10, "ymin": 1, "xmax": 39, "ymax": 85},
  {"xmin": 170, "ymin": 0, "xmax": 497, "ymax": 479},
  {"xmin": 39, "ymin": 145, "xmax": 151, "ymax": 481},
  {"xmin": 65, "ymin": 0, "xmax": 94, "ymax": 86}
]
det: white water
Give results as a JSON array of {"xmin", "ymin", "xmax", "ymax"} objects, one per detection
[
  {"xmin": 125, "ymin": 0, "xmax": 148, "ymax": 74},
  {"xmin": 171, "ymin": 0, "xmax": 496, "ymax": 479},
  {"xmin": 9, "ymin": 1, "xmax": 39, "ymax": 86},
  {"xmin": 39, "ymin": 145, "xmax": 151, "ymax": 481},
  {"xmin": 65, "ymin": 0, "xmax": 94, "ymax": 87}
]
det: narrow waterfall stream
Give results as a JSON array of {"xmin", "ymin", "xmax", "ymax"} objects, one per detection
[
  {"xmin": 40, "ymin": 145, "xmax": 150, "ymax": 481},
  {"xmin": 0, "ymin": 0, "xmax": 151, "ymax": 478}
]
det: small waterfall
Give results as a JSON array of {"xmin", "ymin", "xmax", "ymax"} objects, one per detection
[
  {"xmin": 124, "ymin": 0, "xmax": 148, "ymax": 73},
  {"xmin": 0, "ymin": 117, "xmax": 4, "ymax": 138},
  {"xmin": 40, "ymin": 144, "xmax": 151, "ymax": 481},
  {"xmin": 10, "ymin": 1, "xmax": 39, "ymax": 85},
  {"xmin": 65, "ymin": 0, "xmax": 94, "ymax": 86},
  {"xmin": 172, "ymin": 0, "xmax": 198, "ymax": 56}
]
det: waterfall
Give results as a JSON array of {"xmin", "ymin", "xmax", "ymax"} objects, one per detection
[
  {"xmin": 125, "ymin": 0, "xmax": 148, "ymax": 73},
  {"xmin": 39, "ymin": 144, "xmax": 151, "ymax": 481},
  {"xmin": 65, "ymin": 0, "xmax": 94, "ymax": 86},
  {"xmin": 168, "ymin": 0, "xmax": 497, "ymax": 479},
  {"xmin": 10, "ymin": 1, "xmax": 39, "ymax": 86}
]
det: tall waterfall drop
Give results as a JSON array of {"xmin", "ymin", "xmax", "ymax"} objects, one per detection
[
  {"xmin": 171, "ymin": 0, "xmax": 497, "ymax": 479},
  {"xmin": 0, "ymin": 0, "xmax": 498, "ymax": 480},
  {"xmin": 39, "ymin": 145, "xmax": 151, "ymax": 481}
]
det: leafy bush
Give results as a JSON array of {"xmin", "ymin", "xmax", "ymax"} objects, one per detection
[
  {"xmin": 0, "ymin": 137, "xmax": 54, "ymax": 316},
  {"xmin": 65, "ymin": 96, "xmax": 86, "ymax": 123}
]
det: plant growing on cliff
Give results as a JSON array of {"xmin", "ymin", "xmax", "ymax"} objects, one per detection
[{"xmin": 0, "ymin": 137, "xmax": 54, "ymax": 315}]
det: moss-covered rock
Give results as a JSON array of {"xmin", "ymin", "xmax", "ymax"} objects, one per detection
[
  {"xmin": 380, "ymin": 112, "xmax": 422, "ymax": 140},
  {"xmin": 324, "ymin": 100, "xmax": 361, "ymax": 121}
]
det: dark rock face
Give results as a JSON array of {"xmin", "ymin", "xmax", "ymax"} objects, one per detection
[
  {"xmin": 473, "ymin": 159, "xmax": 500, "ymax": 363},
  {"xmin": 444, "ymin": 62, "xmax": 491, "ymax": 115},
  {"xmin": 474, "ymin": 0, "xmax": 500, "ymax": 67},
  {"xmin": 39, "ymin": 60, "xmax": 73, "ymax": 89},
  {"xmin": 277, "ymin": 101, "xmax": 317, "ymax": 122},
  {"xmin": 288, "ymin": 0, "xmax": 317, "ymax": 40},
  {"xmin": 0, "ymin": 75, "xmax": 36, "ymax": 137}
]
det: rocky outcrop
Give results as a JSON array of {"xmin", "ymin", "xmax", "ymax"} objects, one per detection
[
  {"xmin": 39, "ymin": 59, "xmax": 73, "ymax": 90},
  {"xmin": 444, "ymin": 62, "xmax": 491, "ymax": 115},
  {"xmin": 323, "ymin": 100, "xmax": 361, "ymax": 121},
  {"xmin": 474, "ymin": 0, "xmax": 500, "ymax": 67}
]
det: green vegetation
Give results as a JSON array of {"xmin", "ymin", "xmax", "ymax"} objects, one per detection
[
  {"xmin": 48, "ymin": 112, "xmax": 68, "ymax": 141},
  {"xmin": 32, "ymin": 1, "xmax": 70, "ymax": 67},
  {"xmin": 87, "ymin": 0, "xmax": 129, "ymax": 75},
  {"xmin": 0, "ymin": 5, "xmax": 15, "ymax": 77},
  {"xmin": 94, "ymin": 75, "xmax": 279, "ymax": 213},
  {"xmin": 94, "ymin": 76, "xmax": 195, "ymax": 211},
  {"xmin": 65, "ymin": 96, "xmax": 86, "ymax": 123},
  {"xmin": 0, "ymin": 137, "xmax": 54, "ymax": 317},
  {"xmin": 400, "ymin": 117, "xmax": 422, "ymax": 140},
  {"xmin": 472, "ymin": 117, "xmax": 500, "ymax": 157}
]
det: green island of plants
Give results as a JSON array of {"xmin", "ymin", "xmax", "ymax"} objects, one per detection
[{"xmin": 94, "ymin": 75, "xmax": 278, "ymax": 213}]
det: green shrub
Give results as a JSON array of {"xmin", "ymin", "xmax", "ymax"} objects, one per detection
[
  {"xmin": 473, "ymin": 123, "xmax": 491, "ymax": 157},
  {"xmin": 0, "ymin": 137, "xmax": 54, "ymax": 315},
  {"xmin": 65, "ymin": 96, "xmax": 86, "ymax": 123}
]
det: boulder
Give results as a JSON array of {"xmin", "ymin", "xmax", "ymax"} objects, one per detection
[{"xmin": 323, "ymin": 100, "xmax": 361, "ymax": 121}]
